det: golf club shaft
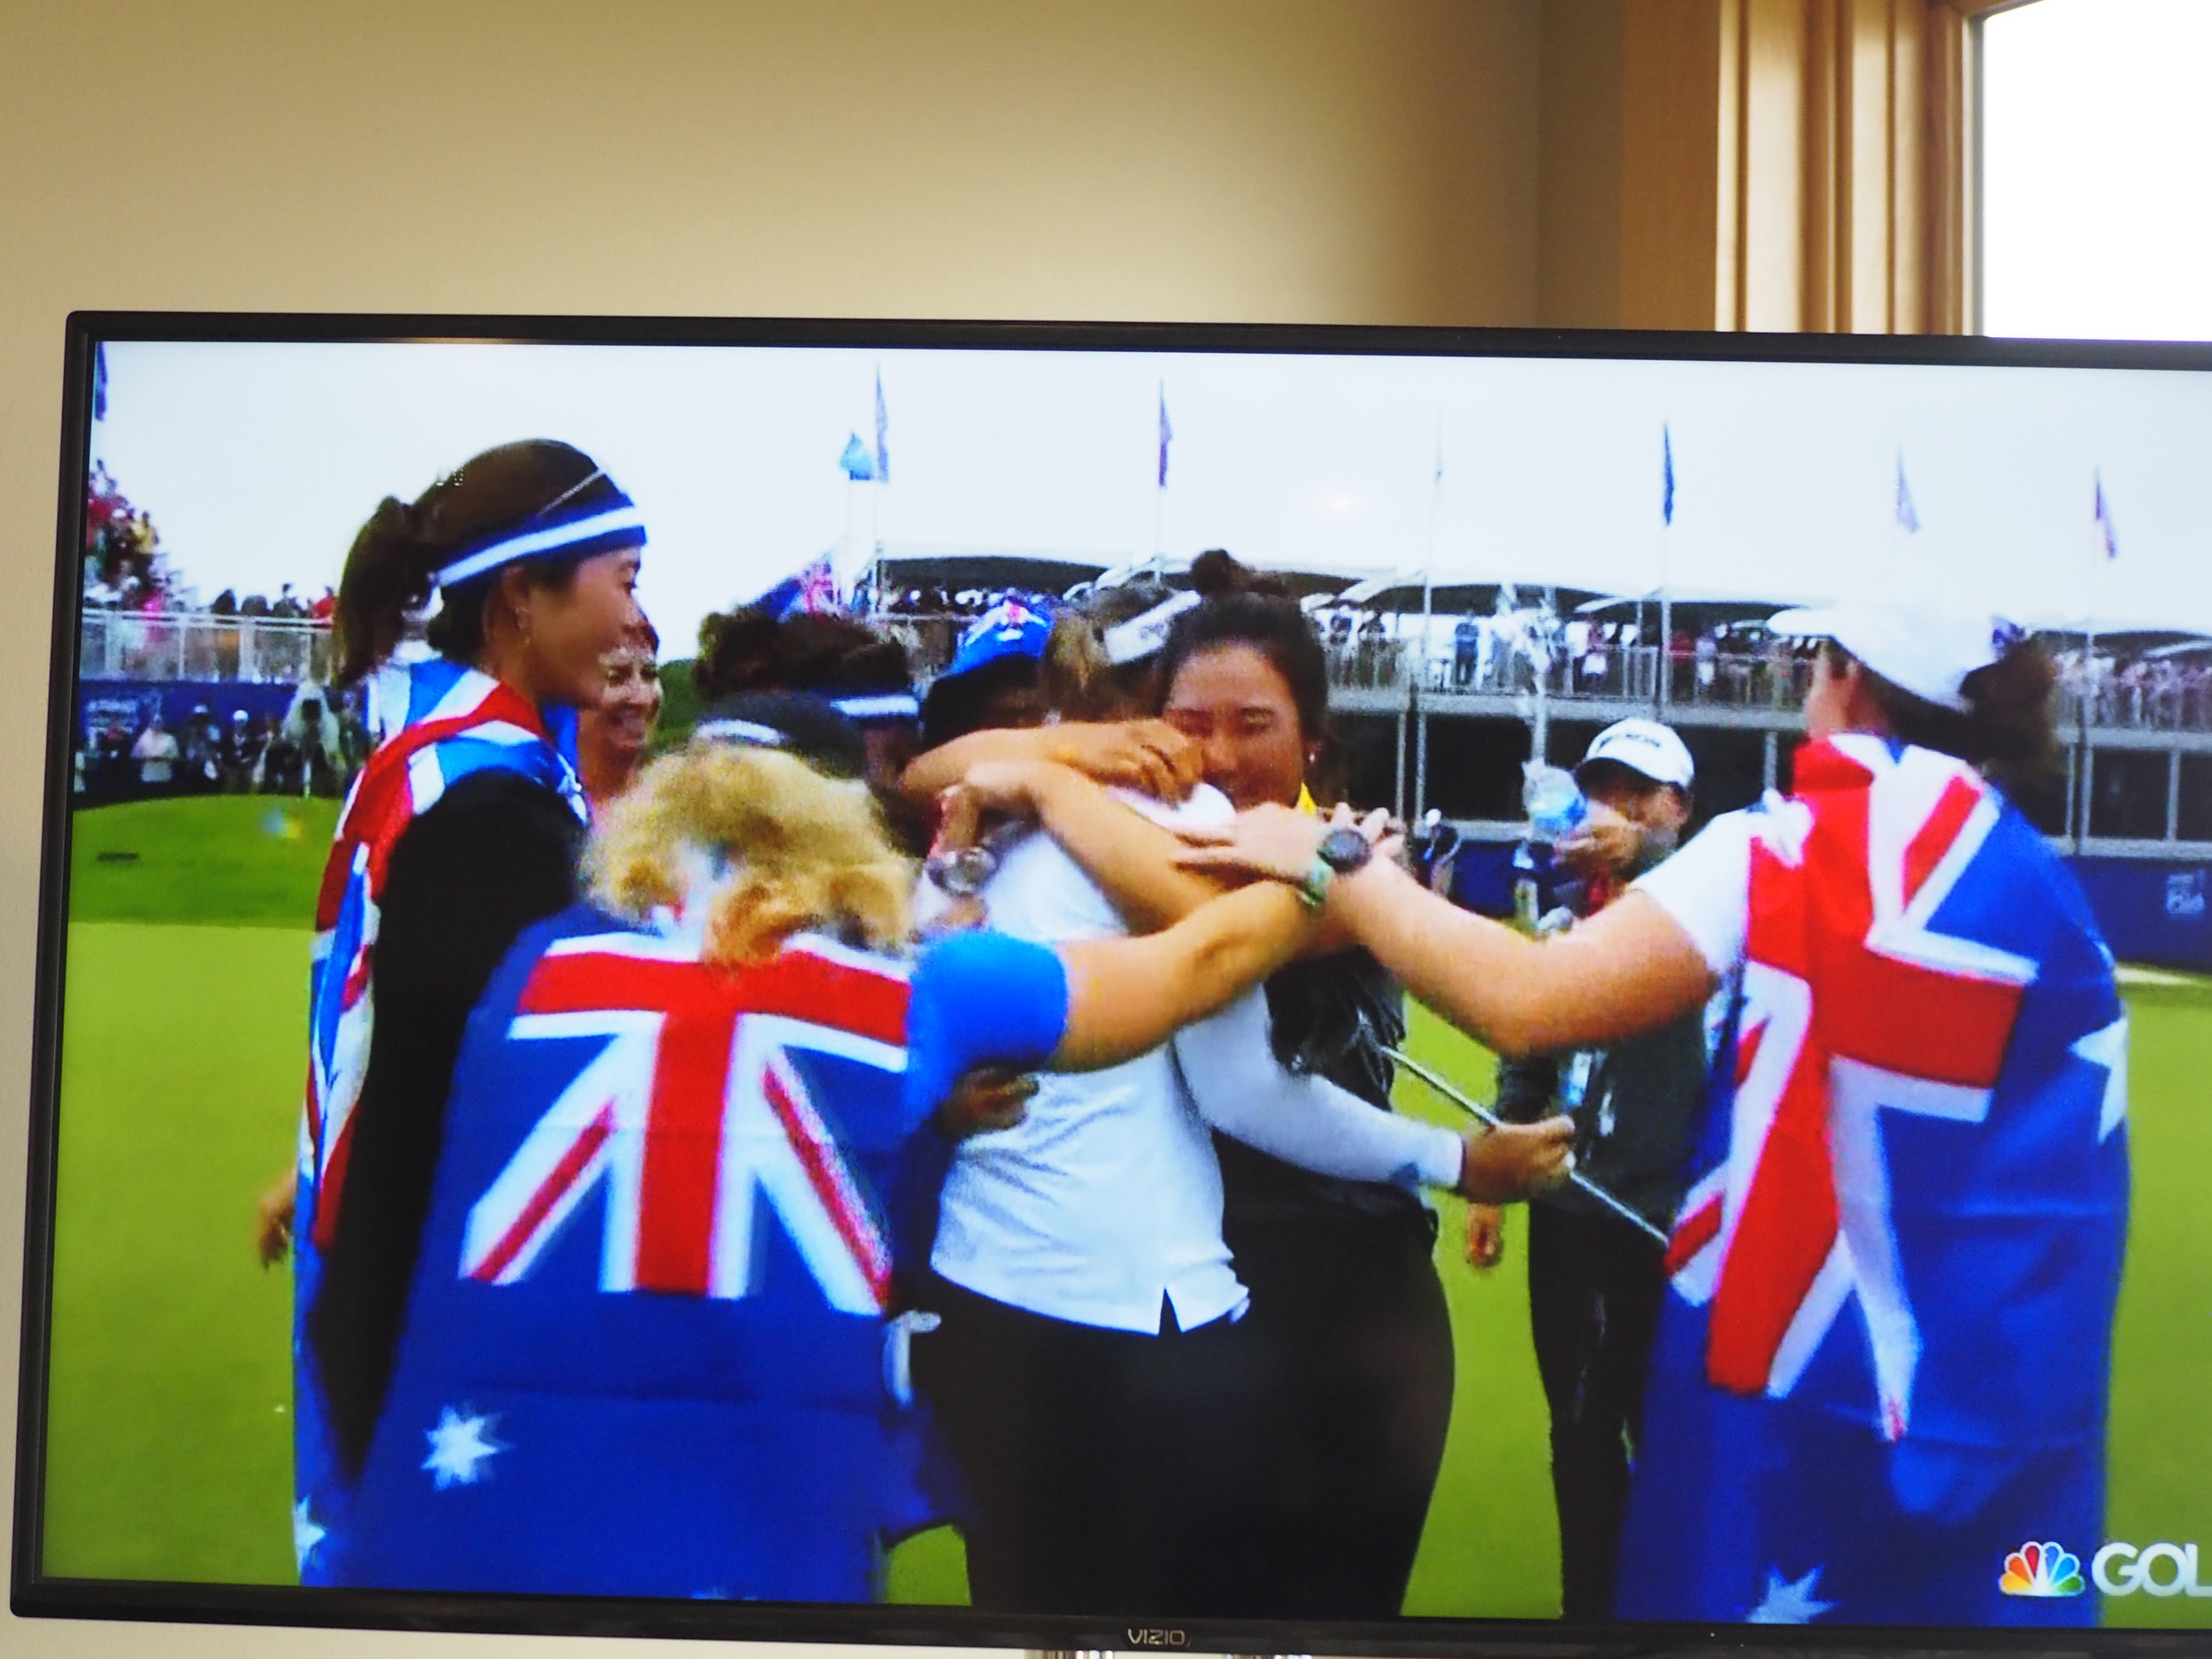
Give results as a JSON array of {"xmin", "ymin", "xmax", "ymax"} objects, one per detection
[{"xmin": 1385, "ymin": 1046, "xmax": 1671, "ymax": 1246}]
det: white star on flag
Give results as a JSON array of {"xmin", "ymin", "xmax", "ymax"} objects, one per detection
[
  {"xmin": 2070, "ymin": 1016, "xmax": 2129, "ymax": 1141},
  {"xmin": 421, "ymin": 1406, "xmax": 503, "ymax": 1490},
  {"xmin": 1747, "ymin": 1565, "xmax": 1835, "ymax": 1624},
  {"xmin": 291, "ymin": 1499, "xmax": 326, "ymax": 1571}
]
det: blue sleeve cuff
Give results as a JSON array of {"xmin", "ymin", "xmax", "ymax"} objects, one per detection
[{"xmin": 902, "ymin": 930, "xmax": 1070, "ymax": 1125}]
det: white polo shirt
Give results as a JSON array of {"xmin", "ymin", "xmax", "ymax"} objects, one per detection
[{"xmin": 929, "ymin": 785, "xmax": 1251, "ymax": 1334}]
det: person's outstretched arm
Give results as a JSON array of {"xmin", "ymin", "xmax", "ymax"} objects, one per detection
[
  {"xmin": 1178, "ymin": 803, "xmax": 1712, "ymax": 1060},
  {"xmin": 902, "ymin": 880, "xmax": 1318, "ymax": 1120},
  {"xmin": 933, "ymin": 760, "xmax": 1370, "ymax": 952},
  {"xmin": 903, "ymin": 719, "xmax": 1201, "ymax": 803},
  {"xmin": 1053, "ymin": 880, "xmax": 1317, "ymax": 1068},
  {"xmin": 1173, "ymin": 990, "xmax": 1574, "ymax": 1202},
  {"xmin": 931, "ymin": 758, "xmax": 1230, "ymax": 933}
]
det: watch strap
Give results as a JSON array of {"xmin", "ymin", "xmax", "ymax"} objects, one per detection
[{"xmin": 1297, "ymin": 855, "xmax": 1334, "ymax": 910}]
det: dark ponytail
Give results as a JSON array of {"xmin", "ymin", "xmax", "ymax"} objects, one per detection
[
  {"xmin": 1841, "ymin": 637, "xmax": 2061, "ymax": 794},
  {"xmin": 333, "ymin": 496, "xmax": 444, "ymax": 686},
  {"xmin": 333, "ymin": 439, "xmax": 610, "ymax": 686}
]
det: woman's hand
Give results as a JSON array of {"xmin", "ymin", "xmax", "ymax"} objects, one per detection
[
  {"xmin": 1554, "ymin": 800, "xmax": 1642, "ymax": 879},
  {"xmin": 1464, "ymin": 1203, "xmax": 1507, "ymax": 1271},
  {"xmin": 935, "ymin": 759, "xmax": 1053, "ymax": 839},
  {"xmin": 1457, "ymin": 1116, "xmax": 1576, "ymax": 1202},
  {"xmin": 1173, "ymin": 801, "xmax": 1330, "ymax": 884},
  {"xmin": 1174, "ymin": 799, "xmax": 1399, "ymax": 887},
  {"xmin": 929, "ymin": 759, "xmax": 1058, "ymax": 881},
  {"xmin": 937, "ymin": 1065, "xmax": 1039, "ymax": 1139},
  {"xmin": 255, "ymin": 1168, "xmax": 297, "ymax": 1268},
  {"xmin": 1045, "ymin": 720, "xmax": 1202, "ymax": 801}
]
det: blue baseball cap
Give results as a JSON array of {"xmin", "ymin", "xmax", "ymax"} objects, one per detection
[{"xmin": 944, "ymin": 597, "xmax": 1054, "ymax": 681}]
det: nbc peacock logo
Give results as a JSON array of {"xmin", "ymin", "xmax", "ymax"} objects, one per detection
[{"xmin": 2001, "ymin": 1541, "xmax": 2086, "ymax": 1598}]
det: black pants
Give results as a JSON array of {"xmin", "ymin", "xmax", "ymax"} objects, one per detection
[
  {"xmin": 910, "ymin": 1276, "xmax": 1271, "ymax": 1617},
  {"xmin": 1218, "ymin": 1205, "xmax": 1455, "ymax": 1619},
  {"xmin": 1526, "ymin": 1202, "xmax": 1667, "ymax": 1620}
]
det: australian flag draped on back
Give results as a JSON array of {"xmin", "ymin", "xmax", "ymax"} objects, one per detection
[
  {"xmin": 295, "ymin": 657, "xmax": 585, "ymax": 1576},
  {"xmin": 315, "ymin": 904, "xmax": 949, "ymax": 1599},
  {"xmin": 1617, "ymin": 735, "xmax": 2128, "ymax": 1627}
]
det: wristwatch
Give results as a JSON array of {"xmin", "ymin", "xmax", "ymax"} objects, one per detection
[
  {"xmin": 1318, "ymin": 826, "xmax": 1375, "ymax": 873},
  {"xmin": 1298, "ymin": 826, "xmax": 1374, "ymax": 908}
]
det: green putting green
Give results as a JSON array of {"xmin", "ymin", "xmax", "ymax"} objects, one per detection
[
  {"xmin": 34, "ymin": 795, "xmax": 2212, "ymax": 1628},
  {"xmin": 68, "ymin": 794, "xmax": 338, "ymax": 928},
  {"xmin": 42, "ymin": 920, "xmax": 304, "ymax": 1584}
]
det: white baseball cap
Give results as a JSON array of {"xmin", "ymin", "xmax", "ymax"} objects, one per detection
[
  {"xmin": 1578, "ymin": 718, "xmax": 1695, "ymax": 791},
  {"xmin": 1767, "ymin": 605, "xmax": 2017, "ymax": 713}
]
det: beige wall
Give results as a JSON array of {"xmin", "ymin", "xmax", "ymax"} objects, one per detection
[
  {"xmin": 0, "ymin": 4, "xmax": 1545, "ymax": 1657},
  {"xmin": 1537, "ymin": 0, "xmax": 1626, "ymax": 327}
]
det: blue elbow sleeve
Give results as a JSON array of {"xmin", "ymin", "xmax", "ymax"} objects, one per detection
[{"xmin": 902, "ymin": 930, "xmax": 1070, "ymax": 1123}]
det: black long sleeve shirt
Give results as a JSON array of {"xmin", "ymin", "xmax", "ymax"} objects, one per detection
[{"xmin": 305, "ymin": 770, "xmax": 583, "ymax": 1476}]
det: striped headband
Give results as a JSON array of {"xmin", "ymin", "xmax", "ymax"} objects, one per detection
[
  {"xmin": 829, "ymin": 692, "xmax": 920, "ymax": 725},
  {"xmin": 691, "ymin": 718, "xmax": 787, "ymax": 749},
  {"xmin": 1102, "ymin": 589, "xmax": 1202, "ymax": 665},
  {"xmin": 434, "ymin": 472, "xmax": 647, "ymax": 589}
]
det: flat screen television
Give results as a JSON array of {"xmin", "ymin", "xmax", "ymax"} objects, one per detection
[{"xmin": 16, "ymin": 313, "xmax": 2212, "ymax": 1655}]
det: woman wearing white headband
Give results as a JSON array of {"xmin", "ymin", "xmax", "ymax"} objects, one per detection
[
  {"xmin": 288, "ymin": 439, "xmax": 645, "ymax": 1582},
  {"xmin": 1178, "ymin": 607, "xmax": 2129, "ymax": 1630}
]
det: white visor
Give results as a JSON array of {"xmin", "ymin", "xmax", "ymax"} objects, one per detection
[{"xmin": 1768, "ymin": 605, "xmax": 2016, "ymax": 714}]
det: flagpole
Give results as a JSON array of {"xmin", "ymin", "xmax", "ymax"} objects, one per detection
[
  {"xmin": 843, "ymin": 476, "xmax": 856, "ymax": 594},
  {"xmin": 872, "ymin": 366, "xmax": 889, "ymax": 615},
  {"xmin": 868, "ymin": 476, "xmax": 882, "ymax": 615},
  {"xmin": 1423, "ymin": 412, "xmax": 1442, "ymax": 689},
  {"xmin": 1416, "ymin": 415, "xmax": 1442, "ymax": 819},
  {"xmin": 1152, "ymin": 380, "xmax": 1169, "ymax": 573},
  {"xmin": 1656, "ymin": 424, "xmax": 1674, "ymax": 714},
  {"xmin": 2080, "ymin": 471, "xmax": 2104, "ymax": 847}
]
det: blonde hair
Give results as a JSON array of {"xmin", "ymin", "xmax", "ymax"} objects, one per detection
[{"xmin": 585, "ymin": 743, "xmax": 914, "ymax": 965}]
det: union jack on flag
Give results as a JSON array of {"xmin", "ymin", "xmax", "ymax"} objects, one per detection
[
  {"xmin": 301, "ymin": 661, "xmax": 584, "ymax": 1249},
  {"xmin": 316, "ymin": 910, "xmax": 950, "ymax": 1599},
  {"xmin": 457, "ymin": 928, "xmax": 910, "ymax": 1312},
  {"xmin": 1617, "ymin": 734, "xmax": 2128, "ymax": 1627}
]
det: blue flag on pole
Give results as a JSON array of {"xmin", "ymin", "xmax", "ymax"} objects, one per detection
[
  {"xmin": 1895, "ymin": 452, "xmax": 1921, "ymax": 533},
  {"xmin": 1662, "ymin": 424, "xmax": 1676, "ymax": 526},
  {"xmin": 874, "ymin": 368, "xmax": 890, "ymax": 484},
  {"xmin": 839, "ymin": 434, "xmax": 876, "ymax": 483},
  {"xmin": 1157, "ymin": 382, "xmax": 1172, "ymax": 488},
  {"xmin": 1616, "ymin": 735, "xmax": 2127, "ymax": 1628},
  {"xmin": 2095, "ymin": 472, "xmax": 2118, "ymax": 559}
]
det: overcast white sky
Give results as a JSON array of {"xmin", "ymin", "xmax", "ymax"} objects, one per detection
[
  {"xmin": 89, "ymin": 340, "xmax": 2212, "ymax": 652},
  {"xmin": 1983, "ymin": 0, "xmax": 2212, "ymax": 341}
]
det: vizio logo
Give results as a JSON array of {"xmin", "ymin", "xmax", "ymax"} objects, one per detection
[{"xmin": 2093, "ymin": 1542, "xmax": 2212, "ymax": 1597}]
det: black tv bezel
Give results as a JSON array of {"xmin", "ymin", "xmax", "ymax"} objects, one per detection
[{"xmin": 19, "ymin": 311, "xmax": 2212, "ymax": 1655}]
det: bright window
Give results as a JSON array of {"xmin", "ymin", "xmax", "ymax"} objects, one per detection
[{"xmin": 1980, "ymin": 0, "xmax": 2212, "ymax": 340}]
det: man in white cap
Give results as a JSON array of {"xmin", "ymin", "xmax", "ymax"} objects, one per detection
[{"xmin": 1470, "ymin": 717, "xmax": 1710, "ymax": 1621}]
